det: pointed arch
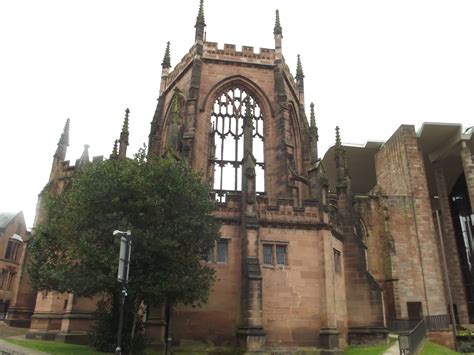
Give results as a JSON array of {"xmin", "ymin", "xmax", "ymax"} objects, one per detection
[
  {"xmin": 201, "ymin": 75, "xmax": 274, "ymax": 119},
  {"xmin": 203, "ymin": 76, "xmax": 271, "ymax": 202},
  {"xmin": 161, "ymin": 88, "xmax": 187, "ymax": 152}
]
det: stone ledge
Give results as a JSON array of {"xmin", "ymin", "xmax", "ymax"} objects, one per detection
[
  {"xmin": 26, "ymin": 330, "xmax": 58, "ymax": 341},
  {"xmin": 55, "ymin": 331, "xmax": 89, "ymax": 345}
]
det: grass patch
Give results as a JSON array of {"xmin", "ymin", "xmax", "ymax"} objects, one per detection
[
  {"xmin": 420, "ymin": 341, "xmax": 458, "ymax": 355},
  {"xmin": 345, "ymin": 337, "xmax": 396, "ymax": 355},
  {"xmin": 5, "ymin": 338, "xmax": 110, "ymax": 354}
]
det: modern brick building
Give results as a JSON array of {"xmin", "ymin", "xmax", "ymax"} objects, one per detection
[{"xmin": 17, "ymin": 0, "xmax": 473, "ymax": 352}]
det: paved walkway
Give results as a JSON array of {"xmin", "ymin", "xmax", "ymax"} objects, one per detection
[{"xmin": 383, "ymin": 338, "xmax": 400, "ymax": 355}]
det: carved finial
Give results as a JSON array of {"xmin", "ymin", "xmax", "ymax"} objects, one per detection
[
  {"xmin": 195, "ymin": 0, "xmax": 205, "ymax": 27},
  {"xmin": 120, "ymin": 108, "xmax": 130, "ymax": 143},
  {"xmin": 310, "ymin": 103, "xmax": 316, "ymax": 128},
  {"xmin": 58, "ymin": 118, "xmax": 70, "ymax": 147},
  {"xmin": 118, "ymin": 109, "xmax": 130, "ymax": 160},
  {"xmin": 162, "ymin": 41, "xmax": 171, "ymax": 69},
  {"xmin": 110, "ymin": 139, "xmax": 119, "ymax": 159},
  {"xmin": 335, "ymin": 126, "xmax": 341, "ymax": 150},
  {"xmin": 309, "ymin": 103, "xmax": 318, "ymax": 162},
  {"xmin": 274, "ymin": 9, "xmax": 282, "ymax": 35},
  {"xmin": 335, "ymin": 126, "xmax": 349, "ymax": 185},
  {"xmin": 296, "ymin": 54, "xmax": 304, "ymax": 88}
]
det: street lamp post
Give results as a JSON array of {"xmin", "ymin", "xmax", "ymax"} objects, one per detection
[{"xmin": 113, "ymin": 229, "xmax": 132, "ymax": 355}]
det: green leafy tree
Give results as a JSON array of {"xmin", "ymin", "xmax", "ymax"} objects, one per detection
[{"xmin": 28, "ymin": 151, "xmax": 220, "ymax": 351}]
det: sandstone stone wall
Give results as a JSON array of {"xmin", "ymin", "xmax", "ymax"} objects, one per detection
[{"xmin": 374, "ymin": 125, "xmax": 446, "ymax": 317}]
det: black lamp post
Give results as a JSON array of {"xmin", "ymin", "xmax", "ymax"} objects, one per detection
[{"xmin": 113, "ymin": 229, "xmax": 132, "ymax": 355}]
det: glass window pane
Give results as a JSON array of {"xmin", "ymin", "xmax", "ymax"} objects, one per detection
[
  {"xmin": 206, "ymin": 248, "xmax": 213, "ymax": 262},
  {"xmin": 276, "ymin": 245, "xmax": 286, "ymax": 265},
  {"xmin": 217, "ymin": 240, "xmax": 228, "ymax": 263},
  {"xmin": 263, "ymin": 244, "xmax": 273, "ymax": 265}
]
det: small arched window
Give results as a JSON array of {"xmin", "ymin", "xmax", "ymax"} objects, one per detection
[{"xmin": 209, "ymin": 87, "xmax": 264, "ymax": 202}]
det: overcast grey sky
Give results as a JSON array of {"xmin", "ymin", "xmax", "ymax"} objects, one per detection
[{"xmin": 1, "ymin": 0, "xmax": 474, "ymax": 228}]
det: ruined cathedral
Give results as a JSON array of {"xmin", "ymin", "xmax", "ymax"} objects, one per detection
[{"xmin": 7, "ymin": 0, "xmax": 474, "ymax": 352}]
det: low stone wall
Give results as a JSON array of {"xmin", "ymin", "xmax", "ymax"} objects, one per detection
[
  {"xmin": 427, "ymin": 330, "xmax": 455, "ymax": 350},
  {"xmin": 348, "ymin": 327, "xmax": 388, "ymax": 345}
]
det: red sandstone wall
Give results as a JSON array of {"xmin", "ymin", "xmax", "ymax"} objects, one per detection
[
  {"xmin": 355, "ymin": 196, "xmax": 397, "ymax": 320},
  {"xmin": 260, "ymin": 228, "xmax": 324, "ymax": 346},
  {"xmin": 374, "ymin": 125, "xmax": 446, "ymax": 317},
  {"xmin": 172, "ymin": 224, "xmax": 242, "ymax": 345}
]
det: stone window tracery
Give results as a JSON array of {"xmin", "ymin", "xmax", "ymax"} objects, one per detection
[{"xmin": 209, "ymin": 87, "xmax": 264, "ymax": 202}]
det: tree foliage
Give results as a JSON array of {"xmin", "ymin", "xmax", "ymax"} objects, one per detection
[{"xmin": 28, "ymin": 152, "xmax": 220, "ymax": 307}]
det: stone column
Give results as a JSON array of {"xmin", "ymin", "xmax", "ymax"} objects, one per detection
[
  {"xmin": 236, "ymin": 99, "xmax": 265, "ymax": 351},
  {"xmin": 56, "ymin": 293, "xmax": 96, "ymax": 344},
  {"xmin": 144, "ymin": 304, "xmax": 166, "ymax": 350},
  {"xmin": 433, "ymin": 161, "xmax": 469, "ymax": 323}
]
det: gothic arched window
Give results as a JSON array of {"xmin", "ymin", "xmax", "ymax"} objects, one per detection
[
  {"xmin": 209, "ymin": 87, "xmax": 264, "ymax": 202},
  {"xmin": 165, "ymin": 90, "xmax": 186, "ymax": 152}
]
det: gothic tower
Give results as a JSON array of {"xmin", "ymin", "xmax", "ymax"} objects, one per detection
[{"xmin": 147, "ymin": 1, "xmax": 386, "ymax": 351}]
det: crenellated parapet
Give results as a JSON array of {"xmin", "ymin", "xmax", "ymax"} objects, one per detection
[
  {"xmin": 56, "ymin": 155, "xmax": 104, "ymax": 178},
  {"xmin": 203, "ymin": 42, "xmax": 274, "ymax": 65},
  {"xmin": 162, "ymin": 44, "xmax": 198, "ymax": 93}
]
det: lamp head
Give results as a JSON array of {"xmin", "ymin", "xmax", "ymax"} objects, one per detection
[{"xmin": 113, "ymin": 230, "xmax": 131, "ymax": 236}]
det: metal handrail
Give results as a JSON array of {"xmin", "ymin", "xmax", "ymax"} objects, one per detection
[{"xmin": 399, "ymin": 318, "xmax": 426, "ymax": 355}]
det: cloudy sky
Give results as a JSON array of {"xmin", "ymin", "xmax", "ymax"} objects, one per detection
[{"xmin": 1, "ymin": 0, "xmax": 474, "ymax": 228}]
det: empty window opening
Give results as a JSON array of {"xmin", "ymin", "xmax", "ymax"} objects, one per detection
[{"xmin": 210, "ymin": 87, "xmax": 264, "ymax": 202}]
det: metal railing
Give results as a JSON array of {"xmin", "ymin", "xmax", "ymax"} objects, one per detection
[
  {"xmin": 399, "ymin": 318, "xmax": 427, "ymax": 355},
  {"xmin": 389, "ymin": 314, "xmax": 450, "ymax": 333},
  {"xmin": 388, "ymin": 318, "xmax": 420, "ymax": 333},
  {"xmin": 425, "ymin": 314, "xmax": 450, "ymax": 331}
]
